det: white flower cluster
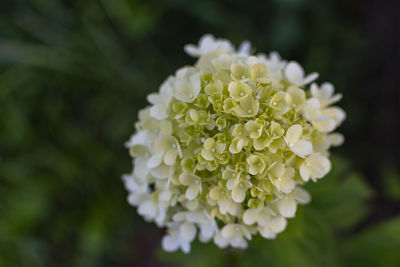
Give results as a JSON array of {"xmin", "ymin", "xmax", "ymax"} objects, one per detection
[{"xmin": 123, "ymin": 34, "xmax": 345, "ymax": 253}]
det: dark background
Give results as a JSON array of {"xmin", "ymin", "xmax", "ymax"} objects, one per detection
[{"xmin": 0, "ymin": 0, "xmax": 399, "ymax": 266}]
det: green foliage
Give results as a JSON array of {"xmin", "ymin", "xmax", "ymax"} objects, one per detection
[{"xmin": 0, "ymin": 0, "xmax": 399, "ymax": 266}]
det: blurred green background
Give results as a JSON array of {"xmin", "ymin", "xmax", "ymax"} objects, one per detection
[{"xmin": 0, "ymin": 0, "xmax": 399, "ymax": 266}]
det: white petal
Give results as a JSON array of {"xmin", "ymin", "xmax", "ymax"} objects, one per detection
[
  {"xmin": 259, "ymin": 226, "xmax": 275, "ymax": 239},
  {"xmin": 147, "ymin": 93, "xmax": 159, "ymax": 105},
  {"xmin": 231, "ymin": 186, "xmax": 246, "ymax": 203},
  {"xmin": 221, "ymin": 224, "xmax": 235, "ymax": 239},
  {"xmin": 185, "ymin": 184, "xmax": 200, "ymax": 200},
  {"xmin": 162, "ymin": 235, "xmax": 179, "ymax": 252},
  {"xmin": 180, "ymin": 242, "xmax": 191, "ymax": 254},
  {"xmin": 312, "ymin": 115, "xmax": 336, "ymax": 133},
  {"xmin": 184, "ymin": 45, "xmax": 200, "ymax": 57},
  {"xmin": 322, "ymin": 107, "xmax": 346, "ymax": 125},
  {"xmin": 189, "ymin": 73, "xmax": 201, "ymax": 100},
  {"xmin": 138, "ymin": 200, "xmax": 157, "ymax": 218},
  {"xmin": 310, "ymin": 83, "xmax": 319, "ymax": 98},
  {"xmin": 200, "ymin": 222, "xmax": 215, "ymax": 240},
  {"xmin": 279, "ymin": 178, "xmax": 295, "ymax": 194},
  {"xmin": 329, "ymin": 133, "xmax": 345, "ymax": 146},
  {"xmin": 163, "ymin": 150, "xmax": 177, "ymax": 166},
  {"xmin": 219, "ymin": 198, "xmax": 230, "ymax": 214},
  {"xmin": 151, "ymin": 165, "xmax": 170, "ymax": 179},
  {"xmin": 277, "ymin": 197, "xmax": 297, "ymax": 218},
  {"xmin": 147, "ymin": 152, "xmax": 163, "ymax": 169},
  {"xmin": 257, "ymin": 209, "xmax": 272, "ymax": 226},
  {"xmin": 150, "ymin": 104, "xmax": 168, "ymax": 120},
  {"xmin": 214, "ymin": 232, "xmax": 229, "ymax": 248},
  {"xmin": 299, "ymin": 164, "xmax": 311, "ymax": 181},
  {"xmin": 269, "ymin": 217, "xmax": 287, "ymax": 233},
  {"xmin": 286, "ymin": 124, "xmax": 302, "ymax": 144},
  {"xmin": 291, "ymin": 140, "xmax": 313, "ymax": 157},
  {"xmin": 294, "ymin": 187, "xmax": 311, "ymax": 204},
  {"xmin": 302, "ymin": 72, "xmax": 319, "ymax": 85},
  {"xmin": 238, "ymin": 40, "xmax": 251, "ymax": 55},
  {"xmin": 308, "ymin": 154, "xmax": 331, "ymax": 179},
  {"xmin": 180, "ymin": 222, "xmax": 197, "ymax": 242},
  {"xmin": 285, "ymin": 61, "xmax": 304, "ymax": 85},
  {"xmin": 243, "ymin": 209, "xmax": 258, "ymax": 225}
]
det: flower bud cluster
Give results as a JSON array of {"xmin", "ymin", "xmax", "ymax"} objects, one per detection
[{"xmin": 123, "ymin": 34, "xmax": 345, "ymax": 253}]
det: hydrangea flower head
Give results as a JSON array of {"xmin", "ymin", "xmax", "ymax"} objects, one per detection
[{"xmin": 123, "ymin": 34, "xmax": 345, "ymax": 253}]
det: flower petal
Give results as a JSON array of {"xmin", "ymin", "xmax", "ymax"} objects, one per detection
[
  {"xmin": 186, "ymin": 184, "xmax": 200, "ymax": 200},
  {"xmin": 294, "ymin": 187, "xmax": 311, "ymax": 204},
  {"xmin": 180, "ymin": 222, "xmax": 197, "ymax": 242},
  {"xmin": 162, "ymin": 235, "xmax": 179, "ymax": 252},
  {"xmin": 291, "ymin": 140, "xmax": 313, "ymax": 157},
  {"xmin": 277, "ymin": 197, "xmax": 297, "ymax": 218},
  {"xmin": 285, "ymin": 61, "xmax": 304, "ymax": 85},
  {"xmin": 243, "ymin": 209, "xmax": 258, "ymax": 225},
  {"xmin": 232, "ymin": 186, "xmax": 246, "ymax": 203},
  {"xmin": 286, "ymin": 124, "xmax": 302, "ymax": 144},
  {"xmin": 147, "ymin": 152, "xmax": 163, "ymax": 169}
]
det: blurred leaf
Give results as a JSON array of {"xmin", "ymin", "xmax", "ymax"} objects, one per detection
[
  {"xmin": 305, "ymin": 155, "xmax": 373, "ymax": 231},
  {"xmin": 383, "ymin": 168, "xmax": 400, "ymax": 200},
  {"xmin": 339, "ymin": 216, "xmax": 400, "ymax": 267}
]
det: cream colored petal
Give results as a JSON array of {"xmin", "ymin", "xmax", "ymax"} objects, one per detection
[
  {"xmin": 277, "ymin": 197, "xmax": 297, "ymax": 218},
  {"xmin": 228, "ymin": 81, "xmax": 252, "ymax": 100},
  {"xmin": 243, "ymin": 209, "xmax": 258, "ymax": 225},
  {"xmin": 329, "ymin": 133, "xmax": 345, "ymax": 146},
  {"xmin": 180, "ymin": 222, "xmax": 197, "ymax": 242},
  {"xmin": 151, "ymin": 164, "xmax": 170, "ymax": 179},
  {"xmin": 291, "ymin": 140, "xmax": 313, "ymax": 157},
  {"xmin": 200, "ymin": 222, "xmax": 215, "ymax": 240},
  {"xmin": 294, "ymin": 187, "xmax": 311, "ymax": 204},
  {"xmin": 269, "ymin": 217, "xmax": 287, "ymax": 233},
  {"xmin": 286, "ymin": 124, "xmax": 302, "ymax": 144},
  {"xmin": 285, "ymin": 61, "xmax": 304, "ymax": 85},
  {"xmin": 321, "ymin": 107, "xmax": 346, "ymax": 126},
  {"xmin": 186, "ymin": 184, "xmax": 200, "ymax": 200},
  {"xmin": 302, "ymin": 72, "xmax": 319, "ymax": 85},
  {"xmin": 312, "ymin": 115, "xmax": 336, "ymax": 133},
  {"xmin": 201, "ymin": 149, "xmax": 215, "ymax": 161},
  {"xmin": 138, "ymin": 200, "xmax": 157, "ymax": 218},
  {"xmin": 219, "ymin": 197, "xmax": 231, "ymax": 214},
  {"xmin": 164, "ymin": 149, "xmax": 177, "ymax": 166},
  {"xmin": 162, "ymin": 235, "xmax": 179, "ymax": 252},
  {"xmin": 269, "ymin": 162, "xmax": 285, "ymax": 178},
  {"xmin": 229, "ymin": 138, "xmax": 244, "ymax": 154},
  {"xmin": 257, "ymin": 209, "xmax": 272, "ymax": 227},
  {"xmin": 221, "ymin": 224, "xmax": 236, "ymax": 239},
  {"xmin": 150, "ymin": 104, "xmax": 168, "ymax": 120},
  {"xmin": 299, "ymin": 164, "xmax": 311, "ymax": 181},
  {"xmin": 179, "ymin": 173, "xmax": 197, "ymax": 186},
  {"xmin": 308, "ymin": 154, "xmax": 331, "ymax": 180},
  {"xmin": 147, "ymin": 152, "xmax": 163, "ymax": 168},
  {"xmin": 214, "ymin": 231, "xmax": 229, "ymax": 248},
  {"xmin": 258, "ymin": 226, "xmax": 275, "ymax": 239},
  {"xmin": 279, "ymin": 177, "xmax": 295, "ymax": 194},
  {"xmin": 232, "ymin": 185, "xmax": 246, "ymax": 203}
]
